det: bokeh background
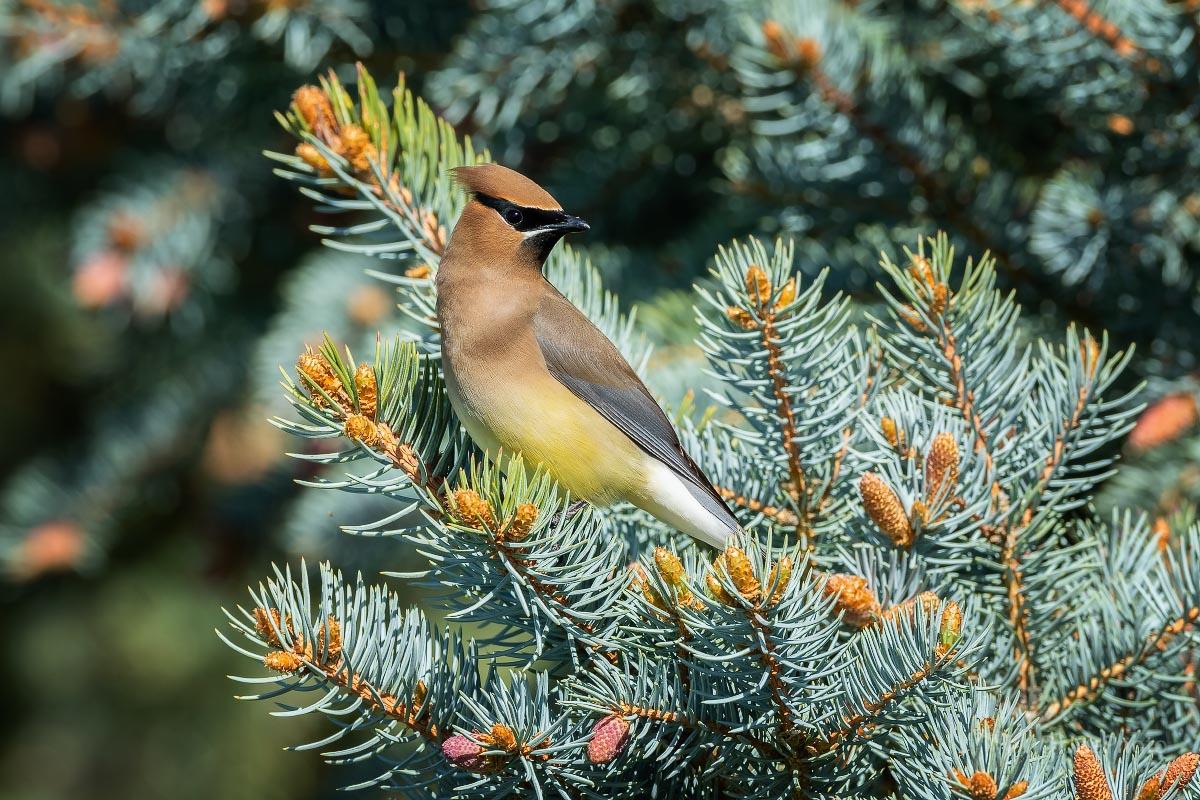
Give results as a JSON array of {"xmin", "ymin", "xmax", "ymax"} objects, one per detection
[{"xmin": 2, "ymin": 1, "xmax": 1200, "ymax": 798}]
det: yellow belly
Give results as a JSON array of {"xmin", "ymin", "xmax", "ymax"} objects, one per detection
[{"xmin": 444, "ymin": 364, "xmax": 645, "ymax": 505}]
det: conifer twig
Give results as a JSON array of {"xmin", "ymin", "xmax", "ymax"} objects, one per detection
[{"xmin": 1040, "ymin": 607, "xmax": 1200, "ymax": 720}]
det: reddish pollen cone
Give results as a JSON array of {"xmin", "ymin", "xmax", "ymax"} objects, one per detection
[
  {"xmin": 73, "ymin": 251, "xmax": 128, "ymax": 308},
  {"xmin": 18, "ymin": 521, "xmax": 85, "ymax": 578},
  {"xmin": 1128, "ymin": 393, "xmax": 1198, "ymax": 452}
]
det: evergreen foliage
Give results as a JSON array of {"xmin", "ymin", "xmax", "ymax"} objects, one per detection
[{"xmin": 220, "ymin": 70, "xmax": 1200, "ymax": 799}]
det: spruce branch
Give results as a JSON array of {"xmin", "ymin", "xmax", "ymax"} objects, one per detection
[
  {"xmin": 1049, "ymin": 0, "xmax": 1147, "ymax": 66},
  {"xmin": 752, "ymin": 16, "xmax": 1029, "ymax": 287}
]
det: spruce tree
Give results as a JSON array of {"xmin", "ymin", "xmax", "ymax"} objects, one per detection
[{"xmin": 220, "ymin": 69, "xmax": 1200, "ymax": 799}]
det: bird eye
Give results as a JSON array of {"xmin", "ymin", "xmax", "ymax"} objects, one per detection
[{"xmin": 503, "ymin": 208, "xmax": 523, "ymax": 226}]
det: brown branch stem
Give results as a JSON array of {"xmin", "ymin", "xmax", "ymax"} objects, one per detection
[{"xmin": 1040, "ymin": 607, "xmax": 1200, "ymax": 721}]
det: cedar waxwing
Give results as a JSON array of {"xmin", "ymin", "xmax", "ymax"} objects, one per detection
[{"xmin": 437, "ymin": 164, "xmax": 740, "ymax": 548}]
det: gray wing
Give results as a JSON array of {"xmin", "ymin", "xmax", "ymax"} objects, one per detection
[{"xmin": 532, "ymin": 284, "xmax": 739, "ymax": 534}]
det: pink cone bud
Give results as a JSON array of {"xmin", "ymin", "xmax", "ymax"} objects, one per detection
[
  {"xmin": 441, "ymin": 733, "xmax": 499, "ymax": 773},
  {"xmin": 587, "ymin": 715, "xmax": 631, "ymax": 764}
]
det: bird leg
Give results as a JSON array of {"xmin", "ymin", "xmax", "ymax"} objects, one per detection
[{"xmin": 550, "ymin": 500, "xmax": 589, "ymax": 529}]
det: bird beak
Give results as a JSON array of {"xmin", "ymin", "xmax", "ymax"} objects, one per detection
[{"xmin": 555, "ymin": 214, "xmax": 590, "ymax": 234}]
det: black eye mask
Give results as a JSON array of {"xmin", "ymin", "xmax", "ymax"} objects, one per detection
[{"xmin": 475, "ymin": 193, "xmax": 569, "ymax": 232}]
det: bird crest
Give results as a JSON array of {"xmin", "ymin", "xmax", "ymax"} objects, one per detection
[{"xmin": 451, "ymin": 164, "xmax": 562, "ymax": 211}]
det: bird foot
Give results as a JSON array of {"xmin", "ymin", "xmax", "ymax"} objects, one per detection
[{"xmin": 550, "ymin": 500, "xmax": 589, "ymax": 529}]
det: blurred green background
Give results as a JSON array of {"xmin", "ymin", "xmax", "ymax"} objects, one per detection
[{"xmin": 3, "ymin": 0, "xmax": 1200, "ymax": 797}]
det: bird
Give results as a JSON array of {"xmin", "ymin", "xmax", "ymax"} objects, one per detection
[{"xmin": 435, "ymin": 163, "xmax": 740, "ymax": 549}]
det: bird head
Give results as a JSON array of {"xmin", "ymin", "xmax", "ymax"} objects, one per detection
[{"xmin": 449, "ymin": 164, "xmax": 589, "ymax": 264}]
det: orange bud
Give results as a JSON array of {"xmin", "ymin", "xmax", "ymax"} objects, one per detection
[
  {"xmin": 744, "ymin": 264, "xmax": 772, "ymax": 307},
  {"xmin": 338, "ymin": 123, "xmax": 377, "ymax": 173},
  {"xmin": 925, "ymin": 433, "xmax": 959, "ymax": 500},
  {"xmin": 900, "ymin": 304, "xmax": 927, "ymax": 332},
  {"xmin": 1004, "ymin": 780, "xmax": 1028, "ymax": 799},
  {"xmin": 346, "ymin": 284, "xmax": 392, "ymax": 326},
  {"xmin": 344, "ymin": 414, "xmax": 380, "ymax": 448},
  {"xmin": 1073, "ymin": 744, "xmax": 1113, "ymax": 800},
  {"xmin": 293, "ymin": 85, "xmax": 337, "ymax": 140},
  {"xmin": 761, "ymin": 20, "xmax": 790, "ymax": 61},
  {"xmin": 654, "ymin": 547, "xmax": 686, "ymax": 587},
  {"xmin": 822, "ymin": 574, "xmax": 881, "ymax": 628},
  {"xmin": 504, "ymin": 503, "xmax": 539, "ymax": 541},
  {"xmin": 295, "ymin": 142, "xmax": 331, "ymax": 174},
  {"xmin": 952, "ymin": 770, "xmax": 998, "ymax": 800},
  {"xmin": 264, "ymin": 650, "xmax": 304, "ymax": 673},
  {"xmin": 726, "ymin": 306, "xmax": 758, "ymax": 330},
  {"xmin": 860, "ymin": 472, "xmax": 914, "ymax": 547},
  {"xmin": 1164, "ymin": 752, "xmax": 1198, "ymax": 791},
  {"xmin": 767, "ymin": 556, "xmax": 793, "ymax": 605},
  {"xmin": 706, "ymin": 555, "xmax": 735, "ymax": 605},
  {"xmin": 795, "ymin": 38, "xmax": 821, "ymax": 70},
  {"xmin": 1136, "ymin": 773, "xmax": 1163, "ymax": 800},
  {"xmin": 483, "ymin": 723, "xmax": 518, "ymax": 753},
  {"xmin": 774, "ymin": 277, "xmax": 796, "ymax": 309},
  {"xmin": 1107, "ymin": 114, "xmax": 1134, "ymax": 136},
  {"xmin": 724, "ymin": 547, "xmax": 760, "ymax": 603},
  {"xmin": 451, "ymin": 489, "xmax": 495, "ymax": 530},
  {"xmin": 405, "ymin": 263, "xmax": 432, "ymax": 279},
  {"xmin": 1128, "ymin": 393, "xmax": 1198, "ymax": 452},
  {"xmin": 354, "ymin": 363, "xmax": 378, "ymax": 419},
  {"xmin": 881, "ymin": 416, "xmax": 900, "ymax": 449},
  {"xmin": 297, "ymin": 347, "xmax": 346, "ymax": 409},
  {"xmin": 254, "ymin": 607, "xmax": 286, "ymax": 647},
  {"xmin": 931, "ymin": 283, "xmax": 949, "ymax": 315}
]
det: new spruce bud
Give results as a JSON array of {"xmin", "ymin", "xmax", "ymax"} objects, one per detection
[
  {"xmin": 1073, "ymin": 744, "xmax": 1113, "ymax": 800},
  {"xmin": 1164, "ymin": 752, "xmax": 1198, "ymax": 791},
  {"xmin": 1136, "ymin": 773, "xmax": 1163, "ymax": 800},
  {"xmin": 344, "ymin": 414, "xmax": 380, "ymax": 448},
  {"xmin": 264, "ymin": 650, "xmax": 304, "ymax": 673},
  {"xmin": 744, "ymin": 264, "xmax": 771, "ymax": 308},
  {"xmin": 484, "ymin": 723, "xmax": 518, "ymax": 753},
  {"xmin": 588, "ymin": 716, "xmax": 631, "ymax": 764},
  {"xmin": 297, "ymin": 347, "xmax": 347, "ymax": 409},
  {"xmin": 822, "ymin": 573, "xmax": 881, "ymax": 628},
  {"xmin": 504, "ymin": 503, "xmax": 539, "ymax": 541},
  {"xmin": 725, "ymin": 305, "xmax": 758, "ymax": 330},
  {"xmin": 774, "ymin": 277, "xmax": 796, "ymax": 310},
  {"xmin": 442, "ymin": 734, "xmax": 503, "ymax": 774},
  {"xmin": 293, "ymin": 85, "xmax": 337, "ymax": 139},
  {"xmin": 924, "ymin": 433, "xmax": 959, "ymax": 500},
  {"xmin": 767, "ymin": 555, "xmax": 793, "ymax": 605},
  {"xmin": 723, "ymin": 546, "xmax": 760, "ymax": 603},
  {"xmin": 860, "ymin": 472, "xmax": 914, "ymax": 547},
  {"xmin": 881, "ymin": 416, "xmax": 901, "ymax": 449},
  {"xmin": 952, "ymin": 770, "xmax": 997, "ymax": 800},
  {"xmin": 654, "ymin": 546, "xmax": 685, "ymax": 586},
  {"xmin": 1005, "ymin": 780, "xmax": 1029, "ymax": 799},
  {"xmin": 451, "ymin": 489, "xmax": 496, "ymax": 530},
  {"xmin": 706, "ymin": 555, "xmax": 735, "ymax": 605},
  {"xmin": 354, "ymin": 363, "xmax": 378, "ymax": 419}
]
